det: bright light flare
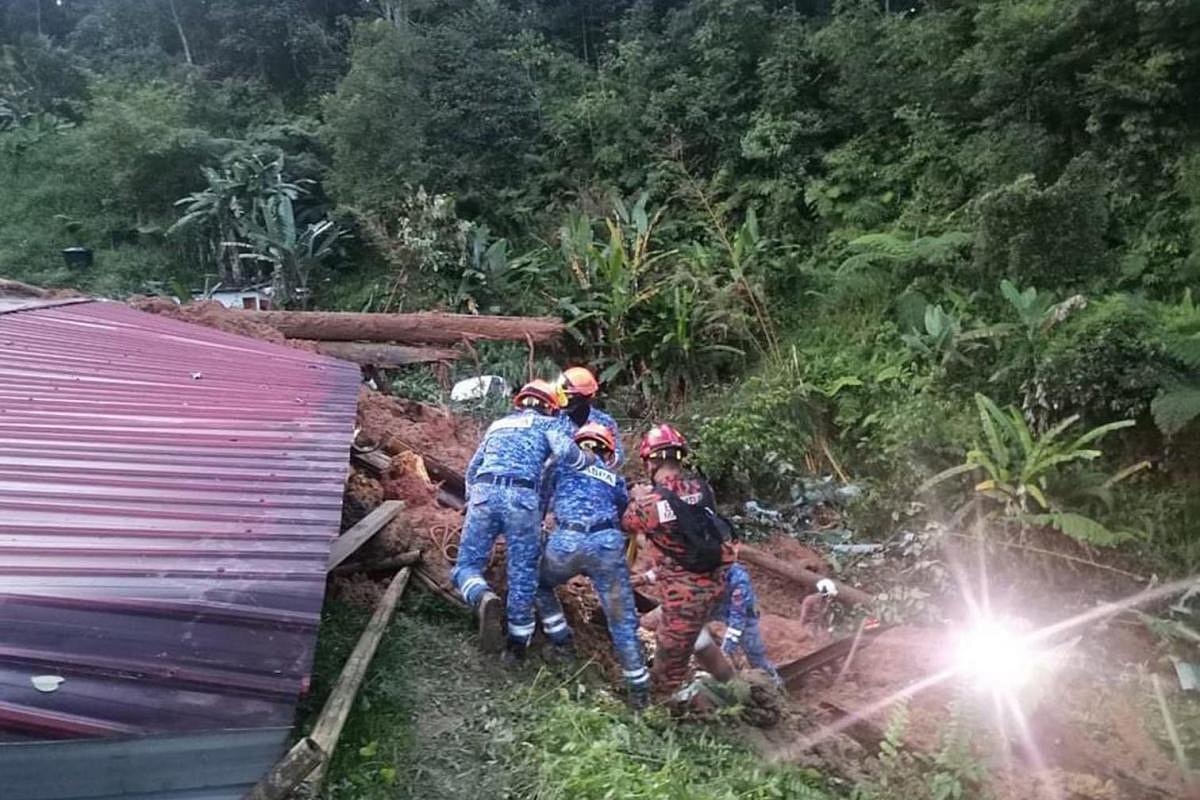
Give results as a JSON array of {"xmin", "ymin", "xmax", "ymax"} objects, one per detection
[{"xmin": 952, "ymin": 618, "xmax": 1036, "ymax": 692}]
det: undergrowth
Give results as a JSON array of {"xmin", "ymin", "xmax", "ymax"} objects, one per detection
[{"xmin": 303, "ymin": 591, "xmax": 843, "ymax": 800}]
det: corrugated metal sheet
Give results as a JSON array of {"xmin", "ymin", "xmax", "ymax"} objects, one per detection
[
  {"xmin": 0, "ymin": 300, "xmax": 358, "ymax": 782},
  {"xmin": 1, "ymin": 728, "xmax": 291, "ymax": 800}
]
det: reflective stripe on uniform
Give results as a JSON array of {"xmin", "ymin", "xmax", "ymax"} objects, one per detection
[
  {"xmin": 459, "ymin": 576, "xmax": 488, "ymax": 598},
  {"xmin": 508, "ymin": 621, "xmax": 536, "ymax": 637},
  {"xmin": 725, "ymin": 627, "xmax": 743, "ymax": 639},
  {"xmin": 624, "ymin": 667, "xmax": 649, "ymax": 685}
]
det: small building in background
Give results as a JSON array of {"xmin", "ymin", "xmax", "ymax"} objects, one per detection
[{"xmin": 193, "ymin": 282, "xmax": 275, "ymax": 311}]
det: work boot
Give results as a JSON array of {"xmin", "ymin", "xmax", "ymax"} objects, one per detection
[
  {"xmin": 544, "ymin": 637, "xmax": 577, "ymax": 665},
  {"xmin": 627, "ymin": 686, "xmax": 650, "ymax": 712},
  {"xmin": 501, "ymin": 639, "xmax": 527, "ymax": 668},
  {"xmin": 477, "ymin": 591, "xmax": 504, "ymax": 654}
]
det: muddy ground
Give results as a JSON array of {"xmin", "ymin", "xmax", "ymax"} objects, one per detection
[
  {"xmin": 349, "ymin": 393, "xmax": 1196, "ymax": 800},
  {"xmin": 128, "ymin": 299, "xmax": 1198, "ymax": 800}
]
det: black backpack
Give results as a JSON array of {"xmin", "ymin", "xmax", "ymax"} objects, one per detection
[{"xmin": 658, "ymin": 480, "xmax": 732, "ymax": 573}]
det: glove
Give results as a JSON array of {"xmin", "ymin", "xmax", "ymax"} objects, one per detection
[
  {"xmin": 721, "ymin": 628, "xmax": 741, "ymax": 655},
  {"xmin": 632, "ymin": 569, "xmax": 657, "ymax": 587}
]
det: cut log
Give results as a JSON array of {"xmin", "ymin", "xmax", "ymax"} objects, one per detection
[
  {"xmin": 383, "ymin": 436, "xmax": 466, "ymax": 497},
  {"xmin": 310, "ymin": 341, "xmax": 461, "ymax": 366},
  {"xmin": 242, "ymin": 736, "xmax": 324, "ymax": 800},
  {"xmin": 304, "ymin": 568, "xmax": 412, "ymax": 792},
  {"xmin": 331, "ymin": 550, "xmax": 422, "ymax": 576},
  {"xmin": 241, "ymin": 309, "xmax": 565, "ymax": 345},
  {"xmin": 327, "ymin": 500, "xmax": 403, "ymax": 571},
  {"xmin": 739, "ymin": 544, "xmax": 873, "ymax": 607}
]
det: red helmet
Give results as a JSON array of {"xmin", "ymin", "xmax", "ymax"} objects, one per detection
[
  {"xmin": 514, "ymin": 380, "xmax": 566, "ymax": 414},
  {"xmin": 639, "ymin": 423, "xmax": 688, "ymax": 461},
  {"xmin": 575, "ymin": 422, "xmax": 616, "ymax": 454},
  {"xmin": 559, "ymin": 366, "xmax": 599, "ymax": 399}
]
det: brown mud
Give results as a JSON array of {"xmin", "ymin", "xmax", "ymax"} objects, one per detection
[{"xmin": 123, "ymin": 298, "xmax": 1193, "ymax": 800}]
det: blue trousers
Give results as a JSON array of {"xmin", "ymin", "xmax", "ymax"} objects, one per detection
[
  {"xmin": 535, "ymin": 528, "xmax": 648, "ymax": 690},
  {"xmin": 720, "ymin": 610, "xmax": 781, "ymax": 685},
  {"xmin": 452, "ymin": 484, "xmax": 541, "ymax": 645}
]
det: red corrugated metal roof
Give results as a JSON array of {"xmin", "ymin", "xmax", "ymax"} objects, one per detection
[{"xmin": 0, "ymin": 300, "xmax": 360, "ymax": 740}]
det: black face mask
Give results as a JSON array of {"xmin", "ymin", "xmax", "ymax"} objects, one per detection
[{"xmin": 566, "ymin": 397, "xmax": 591, "ymax": 426}]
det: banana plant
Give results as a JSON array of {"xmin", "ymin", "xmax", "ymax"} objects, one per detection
[
  {"xmin": 920, "ymin": 394, "xmax": 1143, "ymax": 544},
  {"xmin": 901, "ymin": 304, "xmax": 1004, "ymax": 368},
  {"xmin": 1000, "ymin": 279, "xmax": 1056, "ymax": 340}
]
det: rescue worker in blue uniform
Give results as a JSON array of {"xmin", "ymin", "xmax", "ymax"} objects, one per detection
[
  {"xmin": 453, "ymin": 380, "xmax": 596, "ymax": 662},
  {"xmin": 535, "ymin": 423, "xmax": 649, "ymax": 708},
  {"xmin": 715, "ymin": 561, "xmax": 782, "ymax": 687},
  {"xmin": 558, "ymin": 366, "xmax": 624, "ymax": 466}
]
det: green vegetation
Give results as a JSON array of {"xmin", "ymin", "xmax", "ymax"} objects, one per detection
[
  {"xmin": 305, "ymin": 595, "xmax": 838, "ymax": 800},
  {"xmin": 3, "ymin": 0, "xmax": 1199, "ymax": 634}
]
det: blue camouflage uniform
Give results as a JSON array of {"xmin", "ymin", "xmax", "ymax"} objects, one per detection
[
  {"xmin": 453, "ymin": 409, "xmax": 591, "ymax": 647},
  {"xmin": 716, "ymin": 563, "xmax": 782, "ymax": 686},
  {"xmin": 535, "ymin": 459, "xmax": 648, "ymax": 693},
  {"xmin": 586, "ymin": 406, "xmax": 625, "ymax": 466}
]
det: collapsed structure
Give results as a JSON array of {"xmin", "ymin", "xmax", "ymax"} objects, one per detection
[{"xmin": 0, "ymin": 294, "xmax": 360, "ymax": 799}]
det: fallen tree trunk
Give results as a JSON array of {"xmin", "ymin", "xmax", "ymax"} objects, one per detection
[
  {"xmin": 242, "ymin": 736, "xmax": 323, "ymax": 800},
  {"xmin": 241, "ymin": 309, "xmax": 565, "ymax": 345},
  {"xmin": 310, "ymin": 341, "xmax": 461, "ymax": 366},
  {"xmin": 304, "ymin": 567, "xmax": 412, "ymax": 792},
  {"xmin": 739, "ymin": 544, "xmax": 873, "ymax": 607}
]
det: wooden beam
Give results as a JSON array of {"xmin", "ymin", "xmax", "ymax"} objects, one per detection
[
  {"xmin": 242, "ymin": 736, "xmax": 324, "ymax": 800},
  {"xmin": 351, "ymin": 449, "xmax": 392, "ymax": 475},
  {"xmin": 326, "ymin": 500, "xmax": 403, "ymax": 572},
  {"xmin": 304, "ymin": 567, "xmax": 412, "ymax": 792},
  {"xmin": 739, "ymin": 544, "xmax": 873, "ymax": 607},
  {"xmin": 309, "ymin": 341, "xmax": 461, "ymax": 366},
  {"xmin": 414, "ymin": 567, "xmax": 468, "ymax": 610},
  {"xmin": 240, "ymin": 309, "xmax": 565, "ymax": 345},
  {"xmin": 331, "ymin": 550, "xmax": 422, "ymax": 577}
]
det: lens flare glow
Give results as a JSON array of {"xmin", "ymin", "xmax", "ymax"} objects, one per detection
[{"xmin": 953, "ymin": 618, "xmax": 1036, "ymax": 691}]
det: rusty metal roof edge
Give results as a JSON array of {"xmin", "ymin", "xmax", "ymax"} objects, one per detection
[{"xmin": 0, "ymin": 297, "xmax": 95, "ymax": 316}]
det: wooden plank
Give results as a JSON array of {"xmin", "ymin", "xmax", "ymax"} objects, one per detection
[
  {"xmin": 242, "ymin": 736, "xmax": 323, "ymax": 800},
  {"xmin": 304, "ymin": 568, "xmax": 412, "ymax": 792},
  {"xmin": 326, "ymin": 500, "xmax": 403, "ymax": 572},
  {"xmin": 778, "ymin": 624, "xmax": 891, "ymax": 687},
  {"xmin": 351, "ymin": 449, "xmax": 392, "ymax": 475}
]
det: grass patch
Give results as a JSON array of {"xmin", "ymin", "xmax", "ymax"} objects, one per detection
[{"xmin": 302, "ymin": 591, "xmax": 841, "ymax": 800}]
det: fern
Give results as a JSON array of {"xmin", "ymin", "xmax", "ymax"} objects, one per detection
[
  {"xmin": 1021, "ymin": 512, "xmax": 1141, "ymax": 547},
  {"xmin": 1152, "ymin": 381, "xmax": 1200, "ymax": 436},
  {"xmin": 842, "ymin": 230, "xmax": 972, "ymax": 272}
]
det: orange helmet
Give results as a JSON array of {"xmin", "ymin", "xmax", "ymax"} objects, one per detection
[
  {"xmin": 575, "ymin": 422, "xmax": 616, "ymax": 454},
  {"xmin": 559, "ymin": 366, "xmax": 600, "ymax": 399},
  {"xmin": 639, "ymin": 423, "xmax": 688, "ymax": 461},
  {"xmin": 513, "ymin": 379, "xmax": 566, "ymax": 414}
]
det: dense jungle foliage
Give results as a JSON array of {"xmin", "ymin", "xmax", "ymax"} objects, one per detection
[{"xmin": 3, "ymin": 0, "xmax": 1199, "ymax": 570}]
